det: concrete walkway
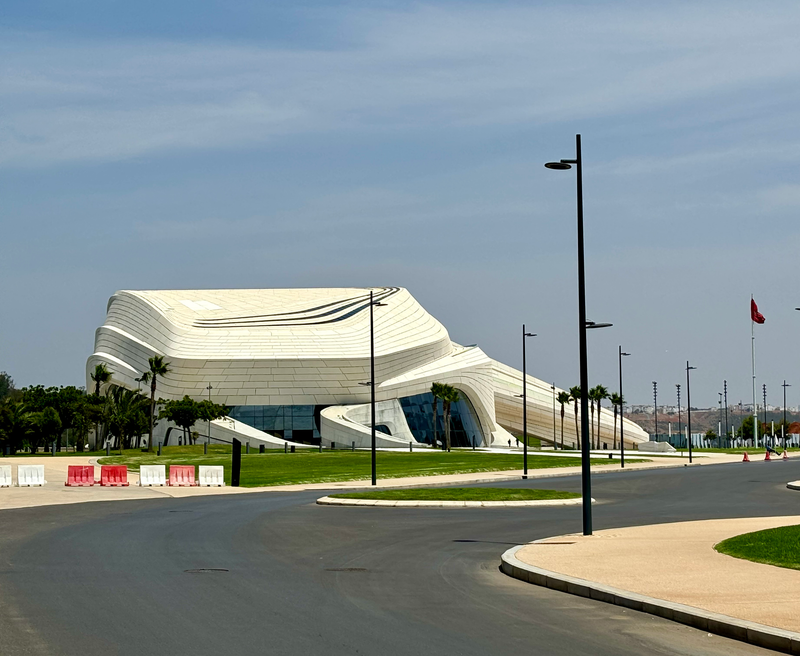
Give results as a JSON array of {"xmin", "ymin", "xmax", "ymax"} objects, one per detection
[
  {"xmin": 514, "ymin": 515, "xmax": 800, "ymax": 634},
  {"xmin": 0, "ymin": 451, "xmax": 746, "ymax": 512}
]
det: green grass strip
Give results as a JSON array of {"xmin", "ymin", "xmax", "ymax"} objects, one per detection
[
  {"xmin": 715, "ymin": 525, "xmax": 800, "ymax": 571},
  {"xmin": 98, "ymin": 445, "xmax": 629, "ymax": 488},
  {"xmin": 330, "ymin": 487, "xmax": 580, "ymax": 501}
]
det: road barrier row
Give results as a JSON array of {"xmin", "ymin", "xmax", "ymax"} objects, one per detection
[{"xmin": 0, "ymin": 464, "xmax": 225, "ymax": 488}]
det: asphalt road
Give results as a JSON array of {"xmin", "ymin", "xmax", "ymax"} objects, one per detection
[{"xmin": 1, "ymin": 460, "xmax": 798, "ymax": 656}]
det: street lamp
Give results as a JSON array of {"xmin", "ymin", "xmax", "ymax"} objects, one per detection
[
  {"xmin": 619, "ymin": 347, "xmax": 630, "ymax": 468},
  {"xmin": 653, "ymin": 381, "xmax": 658, "ymax": 442},
  {"xmin": 763, "ymin": 383, "xmax": 768, "ymax": 447},
  {"xmin": 783, "ymin": 381, "xmax": 791, "ymax": 449},
  {"xmin": 718, "ymin": 392, "xmax": 723, "ymax": 449},
  {"xmin": 364, "ymin": 290, "xmax": 388, "ymax": 485},
  {"xmin": 686, "ymin": 362, "xmax": 697, "ymax": 463},
  {"xmin": 551, "ymin": 383, "xmax": 557, "ymax": 450},
  {"xmin": 517, "ymin": 326, "xmax": 536, "ymax": 479},
  {"xmin": 724, "ymin": 380, "xmax": 729, "ymax": 447},
  {"xmin": 676, "ymin": 384, "xmax": 682, "ymax": 450},
  {"xmin": 546, "ymin": 135, "xmax": 611, "ymax": 536}
]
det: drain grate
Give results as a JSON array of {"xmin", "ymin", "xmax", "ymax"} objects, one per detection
[
  {"xmin": 184, "ymin": 568, "xmax": 229, "ymax": 573},
  {"xmin": 325, "ymin": 567, "xmax": 368, "ymax": 572}
]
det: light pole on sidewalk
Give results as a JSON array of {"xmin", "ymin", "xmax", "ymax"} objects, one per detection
[{"xmin": 545, "ymin": 134, "xmax": 612, "ymax": 536}]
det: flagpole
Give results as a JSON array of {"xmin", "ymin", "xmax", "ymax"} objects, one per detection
[{"xmin": 752, "ymin": 294, "xmax": 758, "ymax": 448}]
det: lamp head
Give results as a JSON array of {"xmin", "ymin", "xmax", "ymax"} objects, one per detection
[
  {"xmin": 545, "ymin": 161, "xmax": 572, "ymax": 170},
  {"xmin": 524, "ymin": 332, "xmax": 537, "ymax": 338},
  {"xmin": 586, "ymin": 321, "xmax": 613, "ymax": 329},
  {"xmin": 621, "ymin": 352, "xmax": 631, "ymax": 357}
]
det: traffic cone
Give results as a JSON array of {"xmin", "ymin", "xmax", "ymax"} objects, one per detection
[
  {"xmin": 742, "ymin": 451, "xmax": 750, "ymax": 462},
  {"xmin": 783, "ymin": 449, "xmax": 789, "ymax": 461},
  {"xmin": 765, "ymin": 450, "xmax": 771, "ymax": 461}
]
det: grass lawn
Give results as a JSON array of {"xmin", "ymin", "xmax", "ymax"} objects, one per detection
[
  {"xmin": 98, "ymin": 445, "xmax": 624, "ymax": 487},
  {"xmin": 715, "ymin": 525, "xmax": 800, "ymax": 571},
  {"xmin": 330, "ymin": 487, "xmax": 580, "ymax": 501}
]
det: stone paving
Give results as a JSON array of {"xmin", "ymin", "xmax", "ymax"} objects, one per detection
[{"xmin": 515, "ymin": 515, "xmax": 800, "ymax": 633}]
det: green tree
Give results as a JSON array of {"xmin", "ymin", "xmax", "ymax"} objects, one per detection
[
  {"xmin": 0, "ymin": 399, "xmax": 32, "ymax": 453},
  {"xmin": 439, "ymin": 384, "xmax": 461, "ymax": 452},
  {"xmin": 704, "ymin": 428, "xmax": 717, "ymax": 446},
  {"xmin": 31, "ymin": 406, "xmax": 62, "ymax": 453},
  {"xmin": 140, "ymin": 355, "xmax": 171, "ymax": 453},
  {"xmin": 160, "ymin": 396, "xmax": 202, "ymax": 445},
  {"xmin": 569, "ymin": 386, "xmax": 581, "ymax": 449},
  {"xmin": 557, "ymin": 391, "xmax": 571, "ymax": 450},
  {"xmin": 197, "ymin": 399, "xmax": 229, "ymax": 443},
  {"xmin": 590, "ymin": 385, "xmax": 609, "ymax": 449},
  {"xmin": 610, "ymin": 392, "xmax": 623, "ymax": 450},
  {"xmin": 104, "ymin": 386, "xmax": 149, "ymax": 452},
  {"xmin": 90, "ymin": 364, "xmax": 112, "ymax": 397},
  {"xmin": 430, "ymin": 382, "xmax": 447, "ymax": 448},
  {"xmin": 0, "ymin": 372, "xmax": 15, "ymax": 402},
  {"xmin": 739, "ymin": 415, "xmax": 755, "ymax": 443}
]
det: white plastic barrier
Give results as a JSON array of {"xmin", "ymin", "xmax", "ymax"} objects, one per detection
[
  {"xmin": 138, "ymin": 465, "xmax": 166, "ymax": 486},
  {"xmin": 198, "ymin": 465, "xmax": 225, "ymax": 487},
  {"xmin": 0, "ymin": 465, "xmax": 11, "ymax": 487},
  {"xmin": 18, "ymin": 465, "xmax": 46, "ymax": 487}
]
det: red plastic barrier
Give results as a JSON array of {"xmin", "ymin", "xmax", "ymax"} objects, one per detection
[
  {"xmin": 65, "ymin": 465, "xmax": 95, "ymax": 486},
  {"xmin": 169, "ymin": 465, "xmax": 197, "ymax": 487},
  {"xmin": 100, "ymin": 465, "xmax": 129, "ymax": 487}
]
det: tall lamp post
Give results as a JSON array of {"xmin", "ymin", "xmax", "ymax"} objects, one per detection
[
  {"xmin": 653, "ymin": 382, "xmax": 658, "ymax": 442},
  {"xmin": 783, "ymin": 381, "xmax": 791, "ymax": 449},
  {"xmin": 724, "ymin": 380, "xmax": 729, "ymax": 447},
  {"xmin": 551, "ymin": 383, "xmax": 557, "ymax": 449},
  {"xmin": 358, "ymin": 291, "xmax": 387, "ymax": 485},
  {"xmin": 546, "ymin": 134, "xmax": 612, "ymax": 536},
  {"xmin": 619, "ymin": 347, "xmax": 630, "ymax": 468},
  {"xmin": 686, "ymin": 362, "xmax": 697, "ymax": 463},
  {"xmin": 718, "ymin": 392, "xmax": 723, "ymax": 449},
  {"xmin": 519, "ymin": 326, "xmax": 536, "ymax": 479},
  {"xmin": 676, "ymin": 384, "xmax": 682, "ymax": 449}
]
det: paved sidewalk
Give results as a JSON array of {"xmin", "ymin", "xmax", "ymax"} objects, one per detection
[
  {"xmin": 515, "ymin": 515, "xmax": 800, "ymax": 633},
  {"xmin": 0, "ymin": 451, "xmax": 746, "ymax": 512}
]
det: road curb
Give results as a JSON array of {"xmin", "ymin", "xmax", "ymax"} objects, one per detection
[
  {"xmin": 787, "ymin": 481, "xmax": 800, "ymax": 491},
  {"xmin": 500, "ymin": 544, "xmax": 800, "ymax": 654},
  {"xmin": 317, "ymin": 496, "xmax": 589, "ymax": 507}
]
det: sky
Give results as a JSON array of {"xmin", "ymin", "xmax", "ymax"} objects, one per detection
[{"xmin": 2, "ymin": 0, "xmax": 800, "ymax": 408}]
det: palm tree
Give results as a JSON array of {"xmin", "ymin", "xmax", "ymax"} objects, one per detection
[
  {"xmin": 610, "ymin": 392, "xmax": 623, "ymax": 450},
  {"xmin": 430, "ymin": 382, "xmax": 447, "ymax": 448},
  {"xmin": 104, "ymin": 386, "xmax": 149, "ymax": 453},
  {"xmin": 140, "ymin": 355, "xmax": 171, "ymax": 452},
  {"xmin": 90, "ymin": 363, "xmax": 112, "ymax": 396},
  {"xmin": 441, "ymin": 385, "xmax": 461, "ymax": 452},
  {"xmin": 557, "ymin": 391, "xmax": 571, "ymax": 450},
  {"xmin": 569, "ymin": 386, "xmax": 581, "ymax": 449},
  {"xmin": 588, "ymin": 387, "xmax": 598, "ymax": 450},
  {"xmin": 0, "ymin": 399, "xmax": 32, "ymax": 454},
  {"xmin": 590, "ymin": 385, "xmax": 610, "ymax": 449}
]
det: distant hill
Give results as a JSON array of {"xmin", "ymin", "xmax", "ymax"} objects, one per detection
[{"xmin": 626, "ymin": 408, "xmax": 800, "ymax": 436}]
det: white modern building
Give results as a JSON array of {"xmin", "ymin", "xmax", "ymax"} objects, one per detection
[{"xmin": 86, "ymin": 287, "xmax": 648, "ymax": 449}]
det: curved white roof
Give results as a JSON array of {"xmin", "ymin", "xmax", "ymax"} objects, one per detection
[{"xmin": 102, "ymin": 287, "xmax": 450, "ymax": 360}]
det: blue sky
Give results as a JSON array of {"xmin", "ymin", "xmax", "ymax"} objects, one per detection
[{"xmin": 3, "ymin": 0, "xmax": 800, "ymax": 408}]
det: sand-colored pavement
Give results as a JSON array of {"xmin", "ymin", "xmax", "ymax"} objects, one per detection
[
  {"xmin": 516, "ymin": 515, "xmax": 800, "ymax": 633},
  {"xmin": 0, "ymin": 451, "xmax": 746, "ymax": 512}
]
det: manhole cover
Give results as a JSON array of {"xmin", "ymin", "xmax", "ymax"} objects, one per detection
[
  {"xmin": 325, "ymin": 567, "xmax": 368, "ymax": 572},
  {"xmin": 184, "ymin": 568, "xmax": 229, "ymax": 573}
]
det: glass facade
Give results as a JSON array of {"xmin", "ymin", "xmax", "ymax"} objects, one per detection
[
  {"xmin": 399, "ymin": 392, "xmax": 484, "ymax": 447},
  {"xmin": 227, "ymin": 404, "xmax": 324, "ymax": 444},
  {"xmin": 228, "ymin": 391, "xmax": 484, "ymax": 447}
]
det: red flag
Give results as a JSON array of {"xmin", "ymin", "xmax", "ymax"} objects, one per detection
[{"xmin": 751, "ymin": 299, "xmax": 765, "ymax": 324}]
